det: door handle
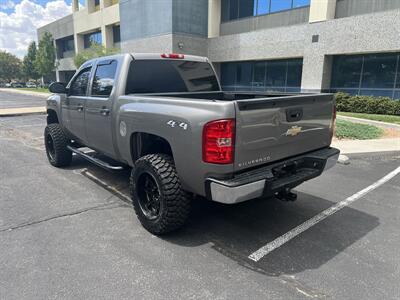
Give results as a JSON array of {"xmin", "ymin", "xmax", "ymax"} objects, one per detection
[
  {"xmin": 77, "ymin": 104, "xmax": 84, "ymax": 112},
  {"xmin": 100, "ymin": 108, "xmax": 110, "ymax": 116},
  {"xmin": 286, "ymin": 108, "xmax": 303, "ymax": 122}
]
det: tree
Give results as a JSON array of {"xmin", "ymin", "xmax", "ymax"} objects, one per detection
[
  {"xmin": 22, "ymin": 41, "xmax": 40, "ymax": 81},
  {"xmin": 74, "ymin": 43, "xmax": 119, "ymax": 68},
  {"xmin": 35, "ymin": 32, "xmax": 57, "ymax": 82},
  {"xmin": 0, "ymin": 50, "xmax": 22, "ymax": 81}
]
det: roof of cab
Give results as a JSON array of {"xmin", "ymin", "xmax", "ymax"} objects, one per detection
[
  {"xmin": 80, "ymin": 53, "xmax": 209, "ymax": 69},
  {"xmin": 131, "ymin": 53, "xmax": 208, "ymax": 62}
]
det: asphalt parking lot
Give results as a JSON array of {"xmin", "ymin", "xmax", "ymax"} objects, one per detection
[
  {"xmin": 1, "ymin": 104, "xmax": 400, "ymax": 299},
  {"xmin": 0, "ymin": 90, "xmax": 46, "ymax": 109}
]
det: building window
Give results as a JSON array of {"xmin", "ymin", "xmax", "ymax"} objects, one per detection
[
  {"xmin": 331, "ymin": 53, "xmax": 400, "ymax": 99},
  {"xmin": 57, "ymin": 36, "xmax": 75, "ymax": 59},
  {"xmin": 220, "ymin": 58, "xmax": 303, "ymax": 92},
  {"xmin": 83, "ymin": 31, "xmax": 102, "ymax": 48},
  {"xmin": 221, "ymin": 0, "xmax": 310, "ymax": 22},
  {"xmin": 270, "ymin": 0, "xmax": 291, "ymax": 13},
  {"xmin": 94, "ymin": 0, "xmax": 100, "ymax": 11},
  {"xmin": 62, "ymin": 37, "xmax": 74, "ymax": 53},
  {"xmin": 113, "ymin": 25, "xmax": 120, "ymax": 44}
]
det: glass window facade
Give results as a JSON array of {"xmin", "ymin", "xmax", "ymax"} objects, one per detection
[
  {"xmin": 83, "ymin": 31, "xmax": 102, "ymax": 48},
  {"xmin": 220, "ymin": 58, "xmax": 303, "ymax": 92},
  {"xmin": 221, "ymin": 0, "xmax": 310, "ymax": 22},
  {"xmin": 331, "ymin": 53, "xmax": 400, "ymax": 99}
]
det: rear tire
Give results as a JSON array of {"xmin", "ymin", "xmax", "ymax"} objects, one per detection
[
  {"xmin": 44, "ymin": 124, "xmax": 72, "ymax": 167},
  {"xmin": 130, "ymin": 154, "xmax": 191, "ymax": 235}
]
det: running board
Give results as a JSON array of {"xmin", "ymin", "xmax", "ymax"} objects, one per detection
[{"xmin": 67, "ymin": 146, "xmax": 124, "ymax": 171}]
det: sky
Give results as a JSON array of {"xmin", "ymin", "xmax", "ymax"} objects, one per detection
[{"xmin": 0, "ymin": 0, "xmax": 73, "ymax": 58}]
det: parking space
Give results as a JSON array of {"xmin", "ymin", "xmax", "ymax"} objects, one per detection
[{"xmin": 1, "ymin": 114, "xmax": 399, "ymax": 299}]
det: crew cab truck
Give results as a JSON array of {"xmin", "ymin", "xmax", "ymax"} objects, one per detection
[{"xmin": 45, "ymin": 53, "xmax": 339, "ymax": 235}]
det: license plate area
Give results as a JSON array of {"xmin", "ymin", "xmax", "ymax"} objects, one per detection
[{"xmin": 263, "ymin": 157, "xmax": 325, "ymax": 196}]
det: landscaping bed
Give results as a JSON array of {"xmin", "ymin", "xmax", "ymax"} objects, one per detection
[
  {"xmin": 335, "ymin": 119, "xmax": 384, "ymax": 140},
  {"xmin": 337, "ymin": 112, "xmax": 400, "ymax": 125}
]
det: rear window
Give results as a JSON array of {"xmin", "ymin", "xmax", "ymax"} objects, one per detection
[{"xmin": 125, "ymin": 59, "xmax": 220, "ymax": 94}]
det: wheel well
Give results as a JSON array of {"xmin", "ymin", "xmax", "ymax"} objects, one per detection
[
  {"xmin": 131, "ymin": 133, "xmax": 173, "ymax": 162},
  {"xmin": 47, "ymin": 109, "xmax": 59, "ymax": 124}
]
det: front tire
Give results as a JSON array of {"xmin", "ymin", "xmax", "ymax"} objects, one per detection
[
  {"xmin": 130, "ymin": 154, "xmax": 191, "ymax": 235},
  {"xmin": 44, "ymin": 124, "xmax": 72, "ymax": 167}
]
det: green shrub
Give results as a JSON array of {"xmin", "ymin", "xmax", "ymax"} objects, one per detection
[{"xmin": 335, "ymin": 92, "xmax": 400, "ymax": 116}]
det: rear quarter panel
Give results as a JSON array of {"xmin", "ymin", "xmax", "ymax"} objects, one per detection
[{"xmin": 116, "ymin": 96, "xmax": 236, "ymax": 196}]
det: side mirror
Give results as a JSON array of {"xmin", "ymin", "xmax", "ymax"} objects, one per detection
[{"xmin": 49, "ymin": 82, "xmax": 66, "ymax": 94}]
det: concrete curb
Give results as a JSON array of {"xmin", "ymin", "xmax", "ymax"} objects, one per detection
[
  {"xmin": 337, "ymin": 115, "xmax": 400, "ymax": 130},
  {"xmin": 0, "ymin": 107, "xmax": 46, "ymax": 117},
  {"xmin": 0, "ymin": 88, "xmax": 50, "ymax": 97}
]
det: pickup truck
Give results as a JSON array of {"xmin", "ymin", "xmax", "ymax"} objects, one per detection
[{"xmin": 45, "ymin": 53, "xmax": 339, "ymax": 235}]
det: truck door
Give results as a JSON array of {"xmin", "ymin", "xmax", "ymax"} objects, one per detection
[
  {"xmin": 84, "ymin": 59, "xmax": 118, "ymax": 157},
  {"xmin": 62, "ymin": 66, "xmax": 92, "ymax": 144}
]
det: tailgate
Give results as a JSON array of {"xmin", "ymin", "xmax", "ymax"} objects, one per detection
[{"xmin": 234, "ymin": 94, "xmax": 334, "ymax": 172}]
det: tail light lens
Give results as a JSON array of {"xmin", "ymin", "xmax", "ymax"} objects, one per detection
[
  {"xmin": 203, "ymin": 119, "xmax": 235, "ymax": 164},
  {"xmin": 330, "ymin": 104, "xmax": 337, "ymax": 138}
]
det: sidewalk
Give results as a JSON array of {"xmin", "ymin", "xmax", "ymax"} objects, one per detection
[
  {"xmin": 0, "ymin": 107, "xmax": 46, "ymax": 117},
  {"xmin": 0, "ymin": 88, "xmax": 50, "ymax": 97},
  {"xmin": 337, "ymin": 115, "xmax": 400, "ymax": 130},
  {"xmin": 332, "ymin": 138, "xmax": 400, "ymax": 154}
]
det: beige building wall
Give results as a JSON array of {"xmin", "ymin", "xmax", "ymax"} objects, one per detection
[
  {"xmin": 309, "ymin": 0, "xmax": 337, "ymax": 23},
  {"xmin": 208, "ymin": 0, "xmax": 221, "ymax": 38},
  {"xmin": 72, "ymin": 0, "xmax": 120, "ymax": 53}
]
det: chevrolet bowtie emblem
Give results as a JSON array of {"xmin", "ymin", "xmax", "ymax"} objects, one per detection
[{"xmin": 285, "ymin": 126, "xmax": 302, "ymax": 136}]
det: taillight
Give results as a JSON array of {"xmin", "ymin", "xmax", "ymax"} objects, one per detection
[
  {"xmin": 161, "ymin": 53, "xmax": 185, "ymax": 59},
  {"xmin": 203, "ymin": 119, "xmax": 235, "ymax": 164},
  {"xmin": 330, "ymin": 104, "xmax": 337, "ymax": 138}
]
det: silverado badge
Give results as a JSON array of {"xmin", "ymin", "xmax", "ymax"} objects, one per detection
[{"xmin": 285, "ymin": 126, "xmax": 302, "ymax": 136}]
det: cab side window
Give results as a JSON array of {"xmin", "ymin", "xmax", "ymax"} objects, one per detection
[
  {"xmin": 69, "ymin": 67, "xmax": 91, "ymax": 96},
  {"xmin": 91, "ymin": 60, "xmax": 117, "ymax": 97}
]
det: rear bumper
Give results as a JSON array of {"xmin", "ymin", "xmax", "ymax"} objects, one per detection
[{"xmin": 206, "ymin": 147, "xmax": 340, "ymax": 204}]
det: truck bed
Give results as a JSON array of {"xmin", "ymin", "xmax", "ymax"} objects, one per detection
[
  {"xmin": 128, "ymin": 91, "xmax": 298, "ymax": 101},
  {"xmin": 129, "ymin": 91, "xmax": 335, "ymax": 172}
]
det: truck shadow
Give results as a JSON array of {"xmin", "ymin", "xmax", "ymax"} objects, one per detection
[
  {"xmin": 68, "ymin": 156, "xmax": 379, "ymax": 277},
  {"xmin": 168, "ymin": 193, "xmax": 379, "ymax": 277}
]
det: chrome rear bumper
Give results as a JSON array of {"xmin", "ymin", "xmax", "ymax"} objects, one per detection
[{"xmin": 206, "ymin": 147, "xmax": 340, "ymax": 204}]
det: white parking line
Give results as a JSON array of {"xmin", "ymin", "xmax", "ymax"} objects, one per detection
[{"xmin": 248, "ymin": 165, "xmax": 400, "ymax": 262}]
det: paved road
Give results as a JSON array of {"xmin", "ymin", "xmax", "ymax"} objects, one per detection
[
  {"xmin": 0, "ymin": 90, "xmax": 47, "ymax": 109},
  {"xmin": 1, "ymin": 114, "xmax": 400, "ymax": 299}
]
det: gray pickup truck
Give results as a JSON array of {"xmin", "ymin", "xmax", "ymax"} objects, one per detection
[{"xmin": 45, "ymin": 53, "xmax": 339, "ymax": 234}]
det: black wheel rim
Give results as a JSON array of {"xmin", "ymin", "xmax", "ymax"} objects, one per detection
[
  {"xmin": 137, "ymin": 172, "xmax": 161, "ymax": 220},
  {"xmin": 46, "ymin": 133, "xmax": 56, "ymax": 161}
]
